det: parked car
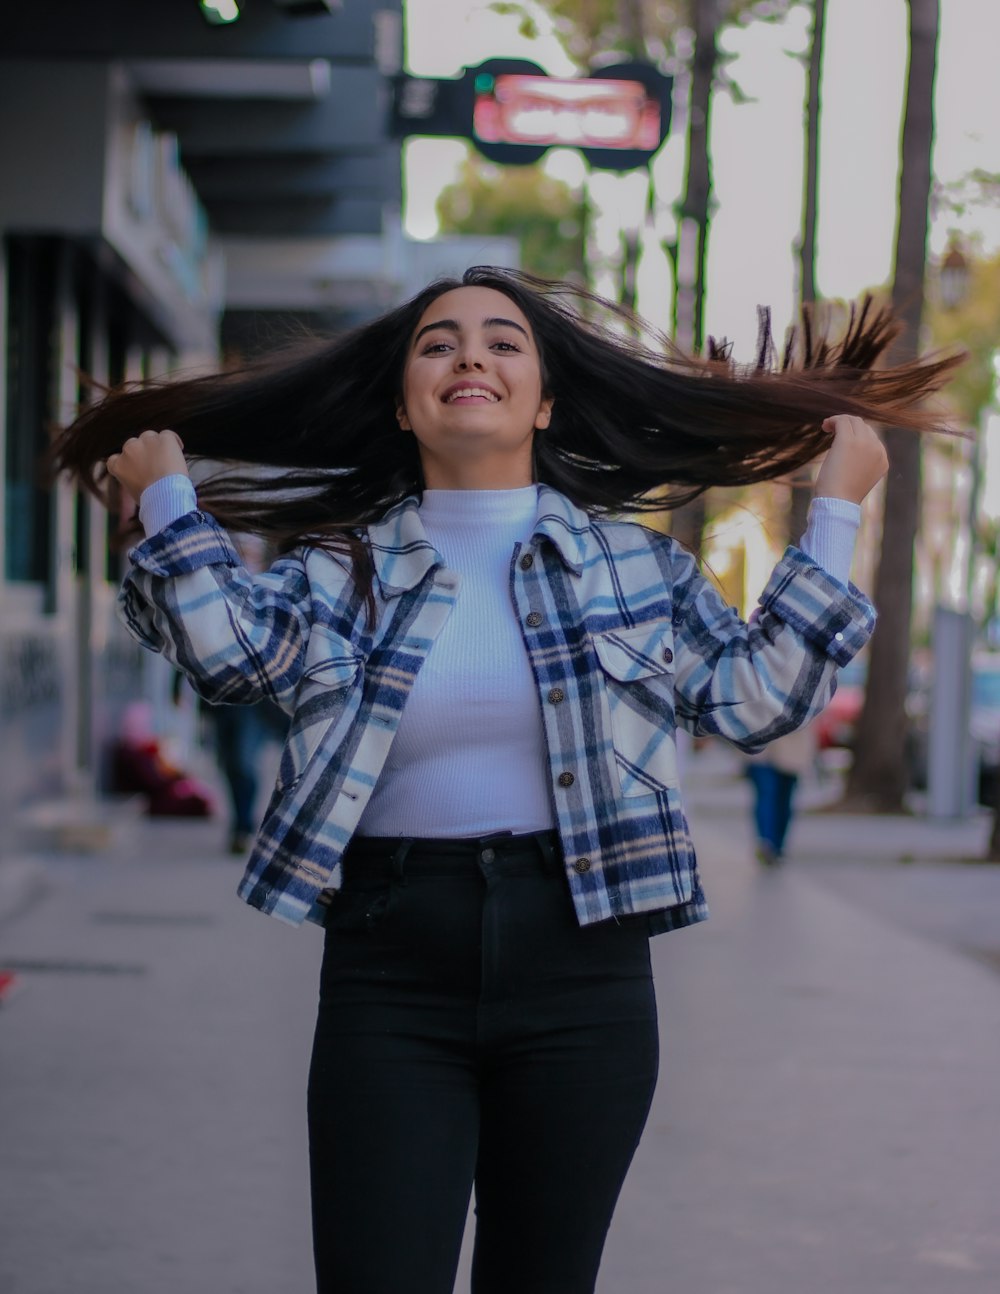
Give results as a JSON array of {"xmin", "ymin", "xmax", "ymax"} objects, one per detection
[
  {"xmin": 814, "ymin": 658, "xmax": 866, "ymax": 750},
  {"xmin": 970, "ymin": 654, "xmax": 1000, "ymax": 806}
]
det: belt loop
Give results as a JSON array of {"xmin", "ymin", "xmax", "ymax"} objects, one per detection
[
  {"xmin": 534, "ymin": 831, "xmax": 558, "ymax": 873},
  {"xmin": 390, "ymin": 839, "xmax": 414, "ymax": 882}
]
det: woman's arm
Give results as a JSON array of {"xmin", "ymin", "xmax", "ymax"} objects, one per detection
[
  {"xmin": 109, "ymin": 431, "xmax": 359, "ymax": 709},
  {"xmin": 670, "ymin": 415, "xmax": 886, "ymax": 749}
]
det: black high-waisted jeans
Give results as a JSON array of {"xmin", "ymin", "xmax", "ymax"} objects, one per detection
[{"xmin": 307, "ymin": 830, "xmax": 660, "ymax": 1294}]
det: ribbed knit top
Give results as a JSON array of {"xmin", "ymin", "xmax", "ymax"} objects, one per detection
[{"xmin": 356, "ymin": 487, "xmax": 556, "ymax": 836}]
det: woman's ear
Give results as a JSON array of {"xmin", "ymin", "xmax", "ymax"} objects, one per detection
[
  {"xmin": 535, "ymin": 395, "xmax": 554, "ymax": 430},
  {"xmin": 396, "ymin": 403, "xmax": 411, "ymax": 432}
]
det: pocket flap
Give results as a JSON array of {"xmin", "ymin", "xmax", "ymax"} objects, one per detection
[
  {"xmin": 301, "ymin": 654, "xmax": 360, "ymax": 689},
  {"xmin": 301, "ymin": 628, "xmax": 362, "ymax": 690},
  {"xmin": 592, "ymin": 621, "xmax": 675, "ymax": 682}
]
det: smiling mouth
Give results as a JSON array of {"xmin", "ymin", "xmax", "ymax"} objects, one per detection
[{"xmin": 443, "ymin": 387, "xmax": 500, "ymax": 404}]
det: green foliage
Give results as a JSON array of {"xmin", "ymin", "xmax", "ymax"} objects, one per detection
[
  {"xmin": 487, "ymin": 0, "xmax": 796, "ymax": 68},
  {"xmin": 926, "ymin": 248, "xmax": 1000, "ymax": 425},
  {"xmin": 436, "ymin": 155, "xmax": 587, "ymax": 282}
]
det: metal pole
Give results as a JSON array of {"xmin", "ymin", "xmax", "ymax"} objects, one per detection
[{"xmin": 927, "ymin": 605, "xmax": 974, "ymax": 818}]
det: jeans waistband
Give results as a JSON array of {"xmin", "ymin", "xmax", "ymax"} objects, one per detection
[{"xmin": 342, "ymin": 829, "xmax": 562, "ymax": 880}]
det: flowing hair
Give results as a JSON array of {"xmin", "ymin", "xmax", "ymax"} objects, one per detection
[{"xmin": 51, "ymin": 266, "xmax": 961, "ymax": 562}]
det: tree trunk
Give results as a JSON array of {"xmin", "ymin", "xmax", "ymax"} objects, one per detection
[
  {"xmin": 787, "ymin": 0, "xmax": 827, "ymax": 547},
  {"xmin": 673, "ymin": 0, "xmax": 716, "ymax": 357},
  {"xmin": 797, "ymin": 0, "xmax": 825, "ymax": 309},
  {"xmin": 616, "ymin": 0, "xmax": 647, "ymax": 319},
  {"xmin": 845, "ymin": 0, "xmax": 940, "ymax": 811},
  {"xmin": 618, "ymin": 0, "xmax": 646, "ymax": 57},
  {"xmin": 669, "ymin": 0, "xmax": 717, "ymax": 554}
]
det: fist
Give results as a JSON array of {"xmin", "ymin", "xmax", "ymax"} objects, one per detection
[
  {"xmin": 106, "ymin": 430, "xmax": 189, "ymax": 500},
  {"xmin": 813, "ymin": 415, "xmax": 888, "ymax": 505}
]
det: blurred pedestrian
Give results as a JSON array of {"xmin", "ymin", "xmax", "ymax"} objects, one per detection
[
  {"xmin": 54, "ymin": 267, "xmax": 958, "ymax": 1294},
  {"xmin": 204, "ymin": 697, "xmax": 287, "ymax": 853},
  {"xmin": 746, "ymin": 722, "xmax": 818, "ymax": 864},
  {"xmin": 195, "ymin": 534, "xmax": 289, "ymax": 853}
]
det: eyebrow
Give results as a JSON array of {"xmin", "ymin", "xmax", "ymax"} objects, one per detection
[{"xmin": 412, "ymin": 316, "xmax": 530, "ymax": 346}]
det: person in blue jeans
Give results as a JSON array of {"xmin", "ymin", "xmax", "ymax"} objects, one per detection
[
  {"xmin": 206, "ymin": 699, "xmax": 288, "ymax": 853},
  {"xmin": 746, "ymin": 724, "xmax": 817, "ymax": 865},
  {"xmin": 54, "ymin": 268, "xmax": 957, "ymax": 1294}
]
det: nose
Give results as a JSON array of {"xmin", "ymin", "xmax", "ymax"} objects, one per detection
[{"xmin": 455, "ymin": 342, "xmax": 486, "ymax": 371}]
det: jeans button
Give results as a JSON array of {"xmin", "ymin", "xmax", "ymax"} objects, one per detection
[{"xmin": 481, "ymin": 847, "xmax": 496, "ymax": 864}]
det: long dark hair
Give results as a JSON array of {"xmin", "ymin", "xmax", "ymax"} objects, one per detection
[{"xmin": 51, "ymin": 266, "xmax": 960, "ymax": 554}]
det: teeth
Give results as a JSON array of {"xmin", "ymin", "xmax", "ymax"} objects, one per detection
[{"xmin": 445, "ymin": 388, "xmax": 499, "ymax": 402}]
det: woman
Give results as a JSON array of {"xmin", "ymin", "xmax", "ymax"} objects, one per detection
[{"xmin": 52, "ymin": 268, "xmax": 958, "ymax": 1294}]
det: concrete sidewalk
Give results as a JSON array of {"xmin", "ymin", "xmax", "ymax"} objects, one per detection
[
  {"xmin": 1, "ymin": 751, "xmax": 998, "ymax": 1293},
  {"xmin": 600, "ymin": 746, "xmax": 1000, "ymax": 1293}
]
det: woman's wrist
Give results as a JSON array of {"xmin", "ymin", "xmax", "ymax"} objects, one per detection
[
  {"xmin": 138, "ymin": 474, "xmax": 198, "ymax": 537},
  {"xmin": 799, "ymin": 497, "xmax": 860, "ymax": 584}
]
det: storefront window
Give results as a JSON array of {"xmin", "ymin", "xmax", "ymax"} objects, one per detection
[{"xmin": 4, "ymin": 236, "xmax": 55, "ymax": 583}]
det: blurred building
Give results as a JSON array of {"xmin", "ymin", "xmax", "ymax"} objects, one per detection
[{"xmin": 0, "ymin": 0, "xmax": 416, "ymax": 837}]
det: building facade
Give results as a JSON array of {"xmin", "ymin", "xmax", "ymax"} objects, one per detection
[{"xmin": 0, "ymin": 0, "xmax": 405, "ymax": 835}]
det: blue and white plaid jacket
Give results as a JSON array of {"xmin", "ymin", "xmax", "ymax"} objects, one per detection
[{"xmin": 119, "ymin": 485, "xmax": 875, "ymax": 934}]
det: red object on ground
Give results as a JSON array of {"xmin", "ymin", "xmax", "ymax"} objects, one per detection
[
  {"xmin": 112, "ymin": 739, "xmax": 215, "ymax": 817},
  {"xmin": 0, "ymin": 970, "xmax": 21, "ymax": 1005}
]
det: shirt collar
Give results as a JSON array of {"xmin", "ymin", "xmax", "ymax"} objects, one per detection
[{"xmin": 367, "ymin": 484, "xmax": 590, "ymax": 597}]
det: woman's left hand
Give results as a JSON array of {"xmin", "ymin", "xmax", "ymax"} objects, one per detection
[{"xmin": 813, "ymin": 415, "xmax": 889, "ymax": 505}]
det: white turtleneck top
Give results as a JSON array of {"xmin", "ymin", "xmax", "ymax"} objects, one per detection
[
  {"xmin": 139, "ymin": 476, "xmax": 859, "ymax": 837},
  {"xmin": 357, "ymin": 487, "xmax": 555, "ymax": 835}
]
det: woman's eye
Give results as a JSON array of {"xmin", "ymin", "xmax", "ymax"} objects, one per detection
[
  {"xmin": 492, "ymin": 340, "xmax": 520, "ymax": 352},
  {"xmin": 422, "ymin": 341, "xmax": 451, "ymax": 354}
]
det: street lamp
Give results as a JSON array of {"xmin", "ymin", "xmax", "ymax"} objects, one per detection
[
  {"xmin": 199, "ymin": 0, "xmax": 241, "ymax": 22},
  {"xmin": 939, "ymin": 239, "xmax": 970, "ymax": 311}
]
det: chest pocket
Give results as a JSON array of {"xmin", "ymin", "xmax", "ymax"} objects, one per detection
[{"xmin": 592, "ymin": 620, "xmax": 678, "ymax": 797}]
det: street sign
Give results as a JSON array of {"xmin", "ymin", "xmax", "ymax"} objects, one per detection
[{"xmin": 391, "ymin": 58, "xmax": 673, "ymax": 171}]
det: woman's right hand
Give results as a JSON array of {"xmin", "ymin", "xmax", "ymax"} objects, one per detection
[{"xmin": 106, "ymin": 430, "xmax": 189, "ymax": 499}]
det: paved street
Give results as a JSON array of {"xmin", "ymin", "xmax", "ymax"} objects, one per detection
[{"xmin": 1, "ymin": 748, "xmax": 999, "ymax": 1294}]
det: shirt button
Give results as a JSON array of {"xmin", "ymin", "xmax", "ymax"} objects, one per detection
[
  {"xmin": 547, "ymin": 687, "xmax": 565, "ymax": 704},
  {"xmin": 573, "ymin": 858, "xmax": 591, "ymax": 874},
  {"xmin": 526, "ymin": 611, "xmax": 543, "ymax": 628},
  {"xmin": 481, "ymin": 847, "xmax": 496, "ymax": 864},
  {"xmin": 662, "ymin": 646, "xmax": 674, "ymax": 664},
  {"xmin": 519, "ymin": 553, "xmax": 534, "ymax": 570},
  {"xmin": 834, "ymin": 632, "xmax": 845, "ymax": 642},
  {"xmin": 557, "ymin": 771, "xmax": 575, "ymax": 788}
]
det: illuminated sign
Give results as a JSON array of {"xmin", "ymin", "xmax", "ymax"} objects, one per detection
[
  {"xmin": 473, "ymin": 74, "xmax": 662, "ymax": 153},
  {"xmin": 390, "ymin": 59, "xmax": 673, "ymax": 172}
]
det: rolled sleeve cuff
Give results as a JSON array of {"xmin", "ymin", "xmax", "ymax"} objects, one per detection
[
  {"xmin": 138, "ymin": 474, "xmax": 198, "ymax": 537},
  {"xmin": 126, "ymin": 511, "xmax": 243, "ymax": 578},
  {"xmin": 760, "ymin": 547, "xmax": 876, "ymax": 666}
]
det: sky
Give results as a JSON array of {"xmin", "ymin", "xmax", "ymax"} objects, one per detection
[{"xmin": 402, "ymin": 0, "xmax": 1000, "ymax": 359}]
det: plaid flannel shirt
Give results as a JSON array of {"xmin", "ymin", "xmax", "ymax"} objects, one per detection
[{"xmin": 119, "ymin": 485, "xmax": 875, "ymax": 934}]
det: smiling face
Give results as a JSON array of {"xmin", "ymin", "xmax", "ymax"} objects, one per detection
[{"xmin": 396, "ymin": 285, "xmax": 553, "ymax": 490}]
